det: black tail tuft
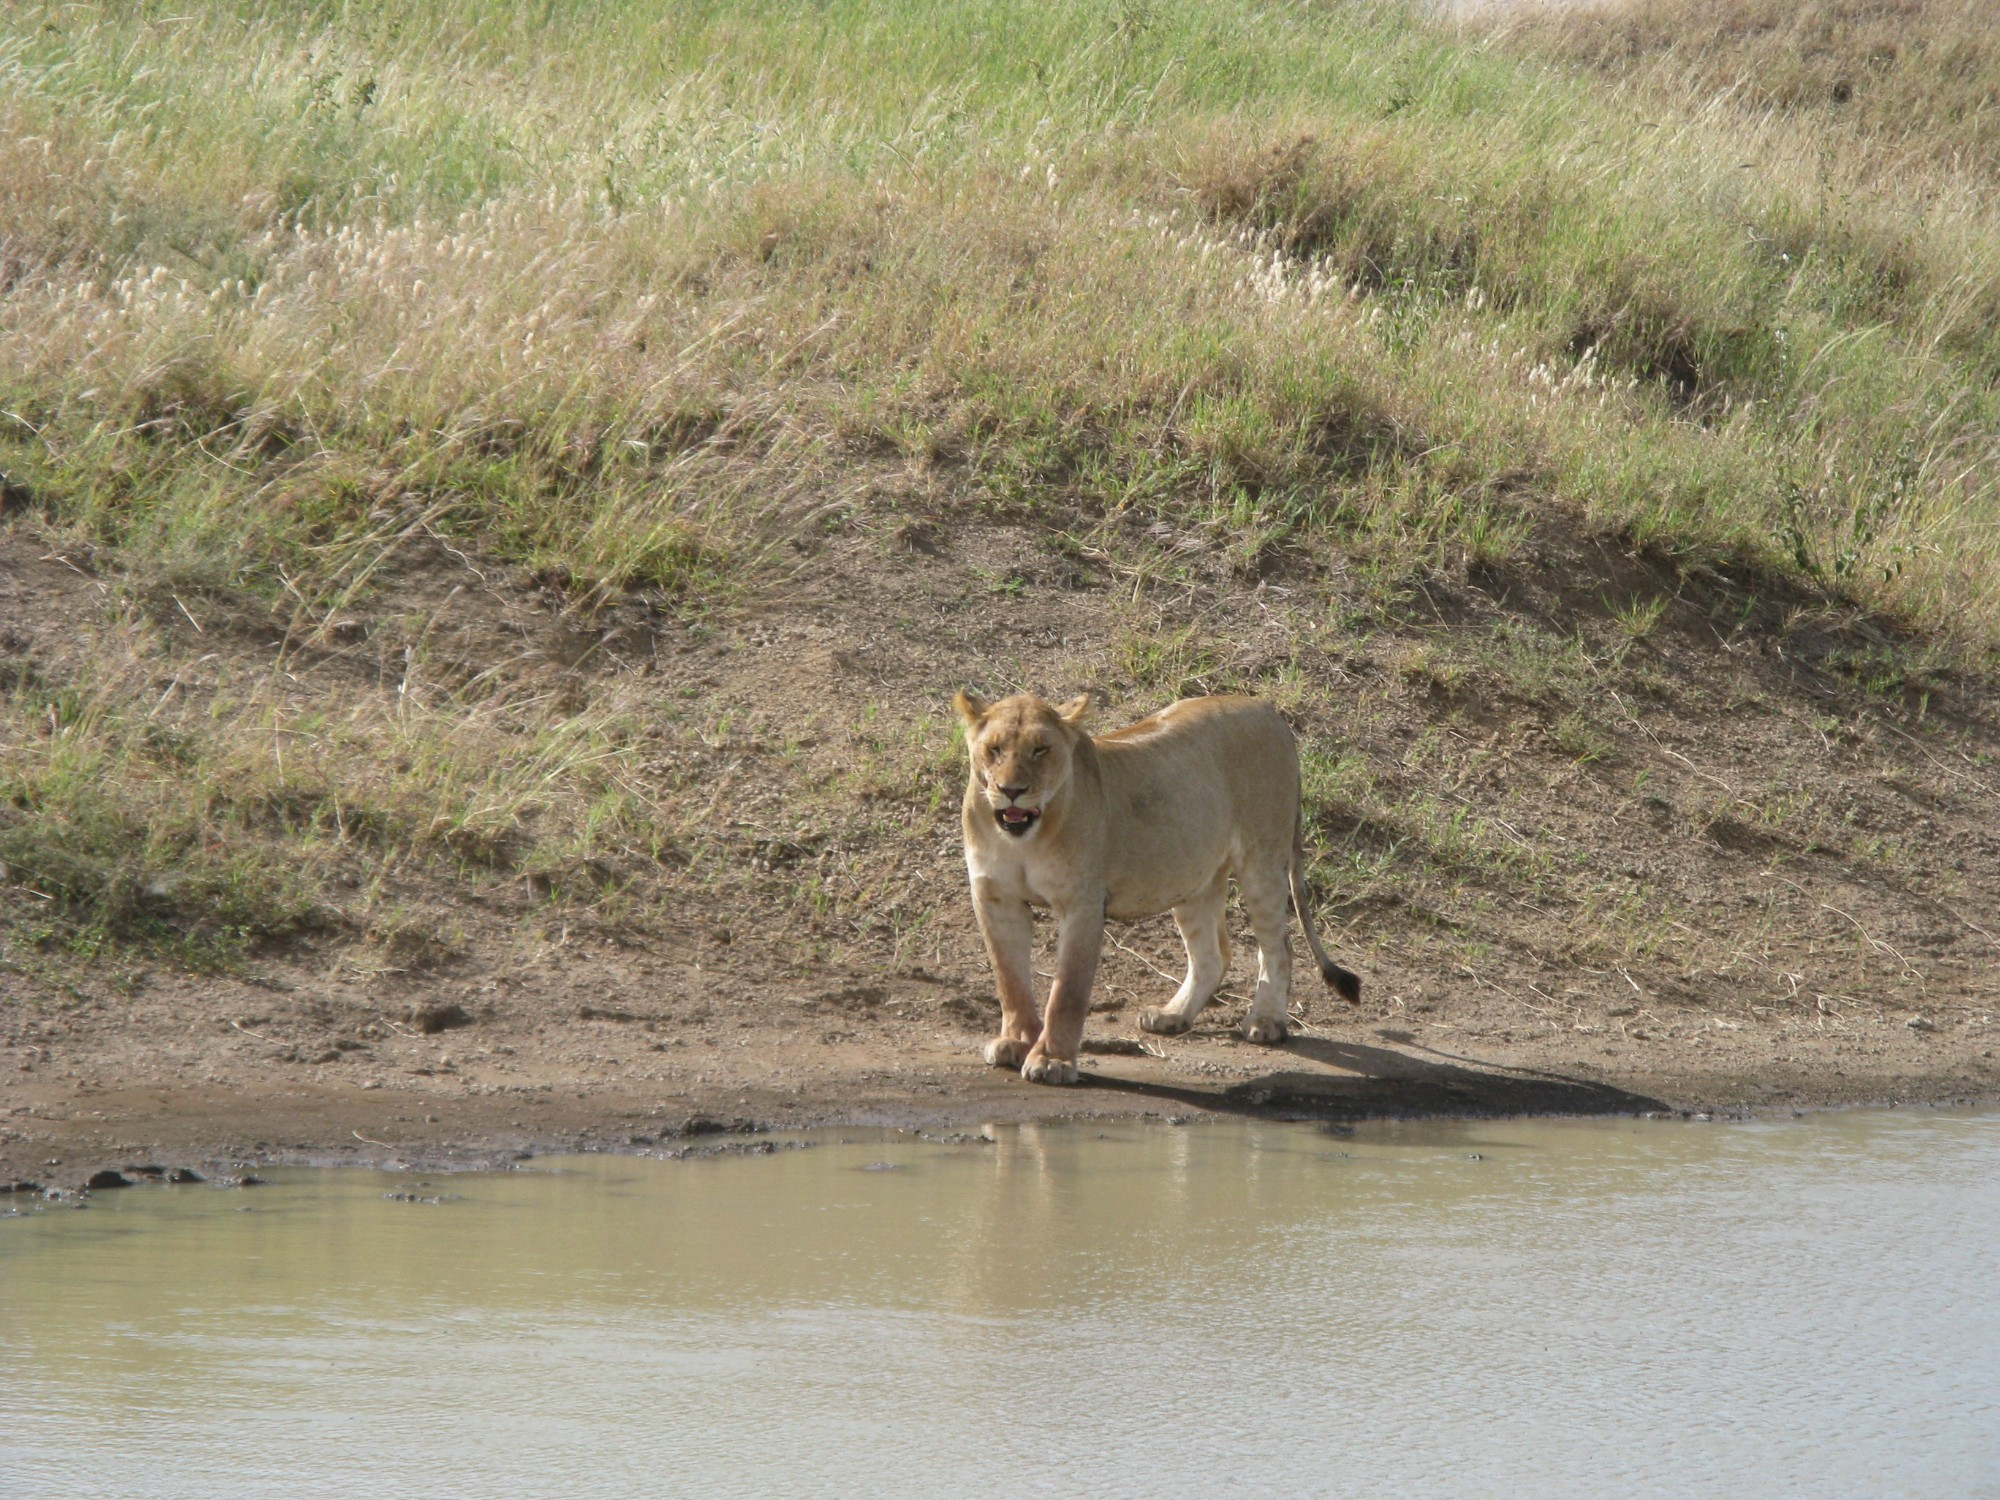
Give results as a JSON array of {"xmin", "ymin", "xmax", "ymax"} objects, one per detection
[{"xmin": 1322, "ymin": 962, "xmax": 1362, "ymax": 1004}]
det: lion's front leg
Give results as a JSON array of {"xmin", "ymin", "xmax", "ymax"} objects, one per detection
[
  {"xmin": 1024, "ymin": 904, "xmax": 1103, "ymax": 1086},
  {"xmin": 972, "ymin": 881, "xmax": 1039, "ymax": 1069}
]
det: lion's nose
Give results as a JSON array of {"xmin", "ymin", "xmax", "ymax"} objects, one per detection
[{"xmin": 997, "ymin": 783, "xmax": 1029, "ymax": 799}]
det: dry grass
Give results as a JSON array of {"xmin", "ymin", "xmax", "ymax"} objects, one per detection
[{"xmin": 1495, "ymin": 0, "xmax": 2000, "ymax": 180}]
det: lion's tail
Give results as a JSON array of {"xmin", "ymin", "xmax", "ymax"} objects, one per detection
[{"xmin": 1291, "ymin": 813, "xmax": 1361, "ymax": 1004}]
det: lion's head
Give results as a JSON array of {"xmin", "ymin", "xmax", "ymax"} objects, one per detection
[{"xmin": 952, "ymin": 690, "xmax": 1091, "ymax": 838}]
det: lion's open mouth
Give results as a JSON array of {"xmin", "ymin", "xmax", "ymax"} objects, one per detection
[{"xmin": 996, "ymin": 805, "xmax": 1039, "ymax": 837}]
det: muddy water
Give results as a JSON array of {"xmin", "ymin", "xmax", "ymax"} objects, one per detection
[{"xmin": 4, "ymin": 1111, "xmax": 1997, "ymax": 1499}]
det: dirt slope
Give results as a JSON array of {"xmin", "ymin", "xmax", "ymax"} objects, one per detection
[{"xmin": 4, "ymin": 503, "xmax": 1997, "ymax": 1188}]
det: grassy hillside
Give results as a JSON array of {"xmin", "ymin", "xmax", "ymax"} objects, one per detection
[
  {"xmin": 1, "ymin": 0, "xmax": 1997, "ymax": 993},
  {"xmin": 1498, "ymin": 0, "xmax": 2000, "ymax": 181}
]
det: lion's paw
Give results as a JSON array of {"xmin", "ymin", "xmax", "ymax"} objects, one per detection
[
  {"xmin": 1021, "ymin": 1053, "xmax": 1080, "ymax": 1086},
  {"xmin": 1137, "ymin": 1007, "xmax": 1192, "ymax": 1037},
  {"xmin": 983, "ymin": 1037, "xmax": 1034, "ymax": 1069},
  {"xmin": 1242, "ymin": 1015, "xmax": 1289, "ymax": 1045}
]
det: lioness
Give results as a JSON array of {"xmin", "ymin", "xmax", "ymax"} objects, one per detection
[{"xmin": 954, "ymin": 690, "xmax": 1361, "ymax": 1085}]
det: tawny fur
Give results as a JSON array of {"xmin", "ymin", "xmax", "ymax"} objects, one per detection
[{"xmin": 953, "ymin": 690, "xmax": 1360, "ymax": 1086}]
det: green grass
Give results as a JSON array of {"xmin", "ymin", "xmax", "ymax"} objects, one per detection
[
  {"xmin": 7, "ymin": 0, "xmax": 1998, "ymax": 621},
  {"xmin": 2, "ymin": 0, "xmax": 1997, "ymax": 958}
]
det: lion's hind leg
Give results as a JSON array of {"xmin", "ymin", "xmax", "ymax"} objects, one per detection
[
  {"xmin": 1239, "ymin": 861, "xmax": 1294, "ymax": 1045},
  {"xmin": 1138, "ymin": 872, "xmax": 1229, "ymax": 1038}
]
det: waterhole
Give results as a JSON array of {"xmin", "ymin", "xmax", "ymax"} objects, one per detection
[{"xmin": 4, "ymin": 1110, "xmax": 1996, "ymax": 1497}]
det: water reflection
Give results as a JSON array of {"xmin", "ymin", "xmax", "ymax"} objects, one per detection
[{"xmin": 3, "ymin": 1112, "xmax": 1997, "ymax": 1498}]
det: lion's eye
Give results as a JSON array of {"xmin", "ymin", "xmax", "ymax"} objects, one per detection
[
  {"xmin": 1032, "ymin": 746, "xmax": 1049, "ymax": 759},
  {"xmin": 985, "ymin": 745, "xmax": 1001, "ymax": 762}
]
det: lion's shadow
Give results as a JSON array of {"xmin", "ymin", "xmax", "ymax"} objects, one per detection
[{"xmin": 1077, "ymin": 1032, "xmax": 1663, "ymax": 1120}]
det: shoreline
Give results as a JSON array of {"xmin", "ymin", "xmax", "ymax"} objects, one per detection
[{"xmin": 5, "ymin": 1010, "xmax": 1994, "ymax": 1192}]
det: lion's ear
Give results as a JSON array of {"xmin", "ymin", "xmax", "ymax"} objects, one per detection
[
  {"xmin": 1055, "ymin": 693, "xmax": 1092, "ymax": 728},
  {"xmin": 952, "ymin": 689, "xmax": 989, "ymax": 727}
]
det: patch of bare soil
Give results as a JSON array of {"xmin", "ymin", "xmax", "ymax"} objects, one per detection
[{"xmin": 3, "ymin": 511, "xmax": 1998, "ymax": 1190}]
